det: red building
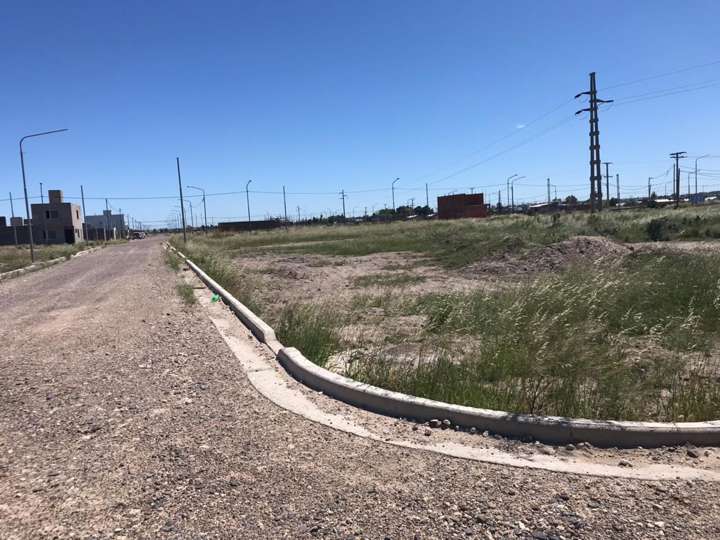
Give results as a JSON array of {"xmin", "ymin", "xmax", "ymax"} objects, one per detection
[{"xmin": 437, "ymin": 193, "xmax": 488, "ymax": 219}]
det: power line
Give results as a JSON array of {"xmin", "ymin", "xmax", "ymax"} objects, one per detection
[{"xmin": 599, "ymin": 59, "xmax": 720, "ymax": 91}]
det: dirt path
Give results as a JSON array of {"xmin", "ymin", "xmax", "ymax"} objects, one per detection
[{"xmin": 1, "ymin": 238, "xmax": 719, "ymax": 539}]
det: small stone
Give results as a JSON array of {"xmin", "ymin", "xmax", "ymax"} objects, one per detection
[
  {"xmin": 538, "ymin": 445, "xmax": 556, "ymax": 456},
  {"xmin": 618, "ymin": 460, "xmax": 633, "ymax": 467},
  {"xmin": 441, "ymin": 419, "xmax": 451, "ymax": 429},
  {"xmin": 424, "ymin": 429, "xmax": 432, "ymax": 436},
  {"xmin": 428, "ymin": 419, "xmax": 441, "ymax": 428},
  {"xmin": 565, "ymin": 444, "xmax": 576, "ymax": 451},
  {"xmin": 482, "ymin": 430, "xmax": 490, "ymax": 437},
  {"xmin": 469, "ymin": 427, "xmax": 477, "ymax": 434},
  {"xmin": 686, "ymin": 448, "xmax": 701, "ymax": 459},
  {"xmin": 411, "ymin": 425, "xmax": 418, "ymax": 431}
]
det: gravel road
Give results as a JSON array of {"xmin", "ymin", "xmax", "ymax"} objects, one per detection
[{"xmin": 1, "ymin": 238, "xmax": 719, "ymax": 539}]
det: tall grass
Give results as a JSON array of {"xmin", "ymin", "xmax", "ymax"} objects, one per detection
[{"xmin": 347, "ymin": 253, "xmax": 720, "ymax": 421}]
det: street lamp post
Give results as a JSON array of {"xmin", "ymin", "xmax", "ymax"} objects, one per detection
[
  {"xmin": 510, "ymin": 175, "xmax": 526, "ymax": 212},
  {"xmin": 187, "ymin": 185, "xmax": 208, "ymax": 233},
  {"xmin": 246, "ymin": 180, "xmax": 252, "ymax": 224},
  {"xmin": 505, "ymin": 174, "xmax": 518, "ymax": 211},
  {"xmin": 19, "ymin": 128, "xmax": 68, "ymax": 262},
  {"xmin": 391, "ymin": 177, "xmax": 399, "ymax": 211},
  {"xmin": 695, "ymin": 154, "xmax": 710, "ymax": 196}
]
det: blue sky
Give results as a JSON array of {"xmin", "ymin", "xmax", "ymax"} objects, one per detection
[{"xmin": 1, "ymin": 0, "xmax": 719, "ymax": 227}]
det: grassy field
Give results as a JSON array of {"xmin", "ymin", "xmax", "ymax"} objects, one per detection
[
  {"xmin": 174, "ymin": 205, "xmax": 720, "ymax": 268},
  {"xmin": 172, "ymin": 205, "xmax": 720, "ymax": 422},
  {"xmin": 0, "ymin": 243, "xmax": 96, "ymax": 273}
]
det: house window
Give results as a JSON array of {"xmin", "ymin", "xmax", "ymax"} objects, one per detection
[
  {"xmin": 46, "ymin": 210, "xmax": 59, "ymax": 219},
  {"xmin": 76, "ymin": 210, "xmax": 80, "ymax": 219},
  {"xmin": 48, "ymin": 230, "xmax": 57, "ymax": 240}
]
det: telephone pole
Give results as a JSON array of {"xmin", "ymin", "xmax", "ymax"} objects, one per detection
[
  {"xmin": 603, "ymin": 162, "xmax": 612, "ymax": 204},
  {"xmin": 80, "ymin": 185, "xmax": 88, "ymax": 242},
  {"xmin": 340, "ymin": 190, "xmax": 347, "ymax": 219},
  {"xmin": 105, "ymin": 198, "xmax": 110, "ymax": 241},
  {"xmin": 391, "ymin": 178, "xmax": 399, "ymax": 211},
  {"xmin": 245, "ymin": 180, "xmax": 252, "ymax": 224},
  {"xmin": 9, "ymin": 192, "xmax": 18, "ymax": 246},
  {"xmin": 425, "ymin": 183, "xmax": 429, "ymax": 207},
  {"xmin": 647, "ymin": 177, "xmax": 652, "ymax": 199},
  {"xmin": 616, "ymin": 173, "xmax": 620, "ymax": 201},
  {"xmin": 176, "ymin": 158, "xmax": 187, "ymax": 244},
  {"xmin": 576, "ymin": 72, "xmax": 613, "ymax": 212},
  {"xmin": 669, "ymin": 151, "xmax": 687, "ymax": 209},
  {"xmin": 546, "ymin": 178, "xmax": 551, "ymax": 204},
  {"xmin": 297, "ymin": 206, "xmax": 301, "ymax": 222},
  {"xmin": 282, "ymin": 185, "xmax": 288, "ymax": 223}
]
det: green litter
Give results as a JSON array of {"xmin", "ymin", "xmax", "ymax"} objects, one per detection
[{"xmin": 211, "ymin": 293, "xmax": 221, "ymax": 303}]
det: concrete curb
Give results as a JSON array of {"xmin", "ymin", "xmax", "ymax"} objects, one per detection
[
  {"xmin": 169, "ymin": 242, "xmax": 720, "ymax": 448},
  {"xmin": 167, "ymin": 244, "xmax": 283, "ymax": 354},
  {"xmin": 0, "ymin": 245, "xmax": 104, "ymax": 283}
]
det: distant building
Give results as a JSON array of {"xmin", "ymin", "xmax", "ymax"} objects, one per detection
[
  {"xmin": 31, "ymin": 190, "xmax": 85, "ymax": 244},
  {"xmin": 437, "ymin": 193, "xmax": 488, "ymax": 220},
  {"xmin": 85, "ymin": 210, "xmax": 126, "ymax": 240}
]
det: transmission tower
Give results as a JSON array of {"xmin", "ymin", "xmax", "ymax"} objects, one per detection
[{"xmin": 575, "ymin": 72, "xmax": 613, "ymax": 212}]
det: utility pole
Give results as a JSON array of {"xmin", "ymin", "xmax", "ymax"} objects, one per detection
[
  {"xmin": 603, "ymin": 162, "xmax": 612, "ymax": 204},
  {"xmin": 9, "ymin": 192, "xmax": 18, "ymax": 246},
  {"xmin": 245, "ymin": 180, "xmax": 252, "ymax": 225},
  {"xmin": 340, "ymin": 190, "xmax": 347, "ymax": 219},
  {"xmin": 80, "ymin": 185, "xmax": 88, "ymax": 242},
  {"xmin": 695, "ymin": 154, "xmax": 710, "ymax": 195},
  {"xmin": 176, "ymin": 157, "xmax": 187, "ymax": 244},
  {"xmin": 104, "ymin": 198, "xmax": 110, "ymax": 241},
  {"xmin": 297, "ymin": 206, "xmax": 301, "ymax": 222},
  {"xmin": 687, "ymin": 172, "xmax": 691, "ymax": 198},
  {"xmin": 648, "ymin": 177, "xmax": 652, "ymax": 199},
  {"xmin": 576, "ymin": 72, "xmax": 613, "ymax": 212},
  {"xmin": 39, "ymin": 181, "xmax": 48, "ymax": 244},
  {"xmin": 547, "ymin": 178, "xmax": 551, "ymax": 204},
  {"xmin": 392, "ymin": 178, "xmax": 399, "ymax": 211},
  {"xmin": 669, "ymin": 151, "xmax": 687, "ymax": 209},
  {"xmin": 498, "ymin": 189, "xmax": 501, "ymax": 210},
  {"xmin": 425, "ymin": 183, "xmax": 429, "ymax": 207},
  {"xmin": 282, "ymin": 185, "xmax": 288, "ymax": 223},
  {"xmin": 616, "ymin": 174, "xmax": 620, "ymax": 201}
]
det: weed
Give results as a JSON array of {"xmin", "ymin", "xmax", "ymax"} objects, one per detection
[
  {"xmin": 164, "ymin": 250, "xmax": 181, "ymax": 271},
  {"xmin": 176, "ymin": 283, "xmax": 197, "ymax": 305},
  {"xmin": 275, "ymin": 304, "xmax": 341, "ymax": 367}
]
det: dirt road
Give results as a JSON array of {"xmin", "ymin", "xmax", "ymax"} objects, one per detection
[{"xmin": 1, "ymin": 238, "xmax": 718, "ymax": 539}]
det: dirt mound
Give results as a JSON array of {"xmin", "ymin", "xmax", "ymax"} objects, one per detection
[{"xmin": 467, "ymin": 236, "xmax": 633, "ymax": 276}]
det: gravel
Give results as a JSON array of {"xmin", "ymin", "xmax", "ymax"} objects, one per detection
[{"xmin": 0, "ymin": 238, "xmax": 719, "ymax": 539}]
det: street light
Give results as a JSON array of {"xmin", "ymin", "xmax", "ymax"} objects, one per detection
[
  {"xmin": 505, "ymin": 174, "xmax": 518, "ymax": 209},
  {"xmin": 391, "ymin": 177, "xmax": 399, "ymax": 211},
  {"xmin": 19, "ymin": 128, "xmax": 68, "ymax": 262},
  {"xmin": 510, "ymin": 175, "xmax": 526, "ymax": 211},
  {"xmin": 695, "ymin": 154, "xmax": 711, "ymax": 196},
  {"xmin": 245, "ymin": 180, "xmax": 252, "ymax": 224},
  {"xmin": 187, "ymin": 185, "xmax": 208, "ymax": 233}
]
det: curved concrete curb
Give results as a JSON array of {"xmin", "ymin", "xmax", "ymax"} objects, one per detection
[
  {"xmin": 0, "ymin": 245, "xmax": 104, "ymax": 282},
  {"xmin": 168, "ymin": 242, "xmax": 720, "ymax": 448},
  {"xmin": 277, "ymin": 348, "xmax": 720, "ymax": 448}
]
